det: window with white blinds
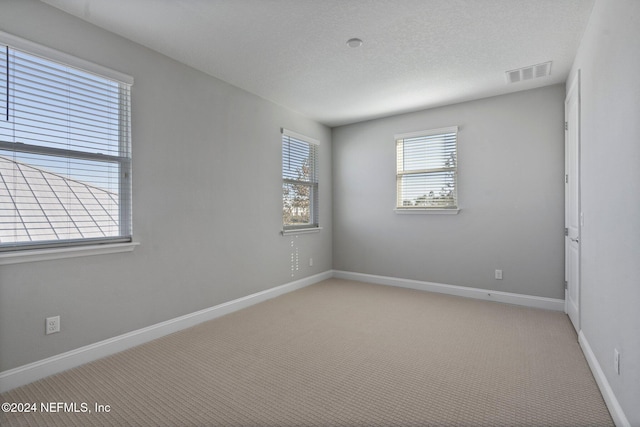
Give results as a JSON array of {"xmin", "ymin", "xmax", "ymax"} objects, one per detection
[
  {"xmin": 396, "ymin": 126, "xmax": 458, "ymax": 210},
  {"xmin": 0, "ymin": 33, "xmax": 133, "ymax": 251},
  {"xmin": 282, "ymin": 129, "xmax": 318, "ymax": 230}
]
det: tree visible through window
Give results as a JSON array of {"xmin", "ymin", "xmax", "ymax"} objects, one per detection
[
  {"xmin": 282, "ymin": 129, "xmax": 318, "ymax": 230},
  {"xmin": 396, "ymin": 127, "xmax": 458, "ymax": 210}
]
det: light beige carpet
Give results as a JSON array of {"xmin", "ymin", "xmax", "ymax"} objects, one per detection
[{"xmin": 1, "ymin": 279, "xmax": 613, "ymax": 426}]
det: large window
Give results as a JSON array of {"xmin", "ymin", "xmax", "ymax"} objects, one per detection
[
  {"xmin": 396, "ymin": 126, "xmax": 458, "ymax": 210},
  {"xmin": 282, "ymin": 129, "xmax": 318, "ymax": 231},
  {"xmin": 0, "ymin": 33, "xmax": 133, "ymax": 251}
]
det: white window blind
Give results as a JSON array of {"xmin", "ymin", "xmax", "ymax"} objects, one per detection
[
  {"xmin": 0, "ymin": 34, "xmax": 133, "ymax": 251},
  {"xmin": 282, "ymin": 129, "xmax": 318, "ymax": 230},
  {"xmin": 396, "ymin": 126, "xmax": 458, "ymax": 209}
]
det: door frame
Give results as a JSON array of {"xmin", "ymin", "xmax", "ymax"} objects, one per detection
[{"xmin": 564, "ymin": 70, "xmax": 581, "ymax": 332}]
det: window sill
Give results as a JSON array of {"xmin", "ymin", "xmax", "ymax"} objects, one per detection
[
  {"xmin": 394, "ymin": 208, "xmax": 460, "ymax": 215},
  {"xmin": 0, "ymin": 242, "xmax": 140, "ymax": 265},
  {"xmin": 281, "ymin": 227, "xmax": 323, "ymax": 236}
]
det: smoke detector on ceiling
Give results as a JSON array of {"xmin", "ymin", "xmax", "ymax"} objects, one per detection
[
  {"xmin": 346, "ymin": 38, "xmax": 363, "ymax": 48},
  {"xmin": 506, "ymin": 61, "xmax": 552, "ymax": 83}
]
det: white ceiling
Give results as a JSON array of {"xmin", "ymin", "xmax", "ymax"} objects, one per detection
[{"xmin": 41, "ymin": 0, "xmax": 594, "ymax": 127}]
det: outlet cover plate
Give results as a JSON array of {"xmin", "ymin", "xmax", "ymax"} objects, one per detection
[{"xmin": 46, "ymin": 316, "xmax": 60, "ymax": 335}]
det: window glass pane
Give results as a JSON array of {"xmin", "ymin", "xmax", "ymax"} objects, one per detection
[
  {"xmin": 400, "ymin": 133, "xmax": 456, "ymax": 172},
  {"xmin": 283, "ymin": 138, "xmax": 315, "ymax": 182},
  {"xmin": 283, "ymin": 182, "xmax": 311, "ymax": 226},
  {"xmin": 0, "ymin": 49, "xmax": 121, "ymax": 156},
  {"xmin": 399, "ymin": 172, "xmax": 456, "ymax": 208},
  {"xmin": 0, "ymin": 150, "xmax": 121, "ymax": 244}
]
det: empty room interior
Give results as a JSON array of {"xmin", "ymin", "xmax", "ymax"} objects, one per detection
[{"xmin": 0, "ymin": 0, "xmax": 639, "ymax": 426}]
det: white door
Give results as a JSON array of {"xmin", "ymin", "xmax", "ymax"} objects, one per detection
[{"xmin": 565, "ymin": 72, "xmax": 581, "ymax": 333}]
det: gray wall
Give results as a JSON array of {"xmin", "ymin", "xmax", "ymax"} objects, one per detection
[
  {"xmin": 332, "ymin": 85, "xmax": 566, "ymax": 299},
  {"xmin": 0, "ymin": 0, "xmax": 332, "ymax": 371},
  {"xmin": 569, "ymin": 1, "xmax": 640, "ymax": 424}
]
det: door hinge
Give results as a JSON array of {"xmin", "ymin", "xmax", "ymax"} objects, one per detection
[
  {"xmin": 565, "ymin": 121, "xmax": 568, "ymax": 131},
  {"xmin": 564, "ymin": 280, "xmax": 568, "ymax": 289},
  {"xmin": 565, "ymin": 174, "xmax": 568, "ymax": 184},
  {"xmin": 564, "ymin": 228, "xmax": 569, "ymax": 236}
]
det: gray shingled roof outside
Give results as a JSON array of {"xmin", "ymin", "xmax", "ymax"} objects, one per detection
[{"xmin": 0, "ymin": 155, "xmax": 119, "ymax": 244}]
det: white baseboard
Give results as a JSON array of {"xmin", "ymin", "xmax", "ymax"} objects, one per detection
[
  {"xmin": 332, "ymin": 270, "xmax": 565, "ymax": 311},
  {"xmin": 0, "ymin": 270, "xmax": 332, "ymax": 393},
  {"xmin": 579, "ymin": 331, "xmax": 630, "ymax": 427}
]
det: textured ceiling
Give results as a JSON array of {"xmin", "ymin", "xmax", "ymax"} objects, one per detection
[{"xmin": 41, "ymin": 0, "xmax": 594, "ymax": 127}]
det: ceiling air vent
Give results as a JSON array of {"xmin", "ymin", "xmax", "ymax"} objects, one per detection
[{"xmin": 506, "ymin": 61, "xmax": 552, "ymax": 84}]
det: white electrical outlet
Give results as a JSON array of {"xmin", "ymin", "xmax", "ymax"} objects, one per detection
[
  {"xmin": 495, "ymin": 269, "xmax": 503, "ymax": 280},
  {"xmin": 46, "ymin": 316, "xmax": 60, "ymax": 335},
  {"xmin": 614, "ymin": 349, "xmax": 620, "ymax": 375}
]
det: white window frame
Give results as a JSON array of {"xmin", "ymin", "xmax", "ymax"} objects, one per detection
[
  {"xmin": 0, "ymin": 31, "xmax": 134, "ymax": 253},
  {"xmin": 395, "ymin": 126, "xmax": 460, "ymax": 214},
  {"xmin": 281, "ymin": 128, "xmax": 319, "ymax": 233}
]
